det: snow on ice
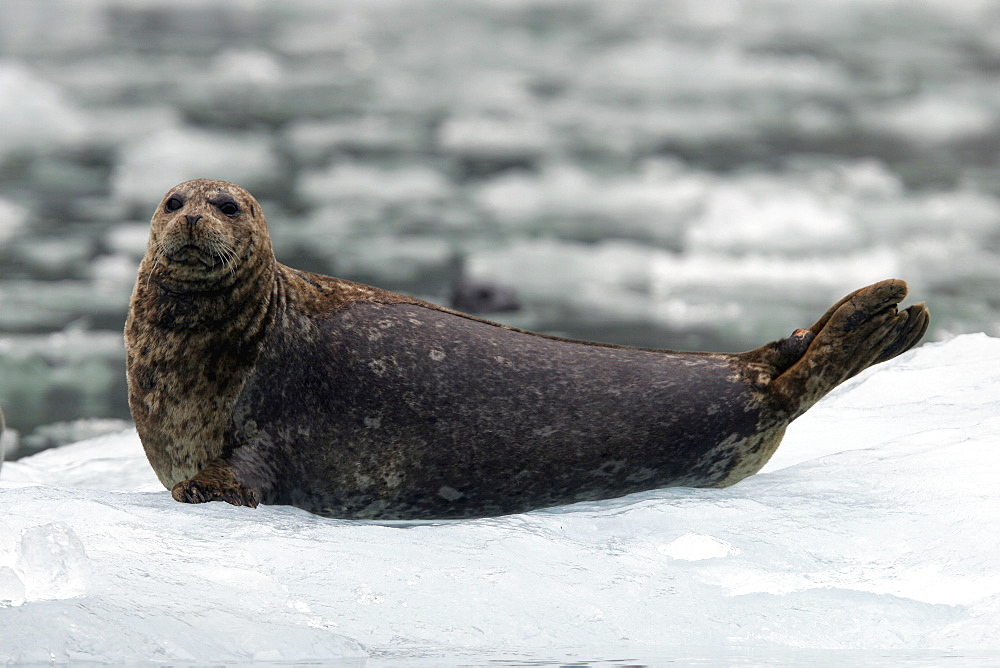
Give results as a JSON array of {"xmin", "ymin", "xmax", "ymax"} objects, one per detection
[{"xmin": 1, "ymin": 335, "xmax": 999, "ymax": 664}]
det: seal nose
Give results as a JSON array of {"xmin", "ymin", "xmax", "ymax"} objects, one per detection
[{"xmin": 185, "ymin": 214, "xmax": 202, "ymax": 227}]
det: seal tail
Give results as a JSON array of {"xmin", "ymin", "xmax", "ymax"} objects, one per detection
[{"xmin": 747, "ymin": 279, "xmax": 929, "ymax": 420}]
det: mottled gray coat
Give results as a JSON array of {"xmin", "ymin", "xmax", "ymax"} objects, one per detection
[{"xmin": 127, "ymin": 180, "xmax": 929, "ymax": 519}]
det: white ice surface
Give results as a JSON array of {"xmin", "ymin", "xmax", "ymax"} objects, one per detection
[{"xmin": 1, "ymin": 335, "xmax": 999, "ymax": 664}]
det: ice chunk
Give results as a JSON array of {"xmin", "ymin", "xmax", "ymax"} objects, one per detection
[
  {"xmin": 298, "ymin": 160, "xmax": 453, "ymax": 208},
  {"xmin": 328, "ymin": 234, "xmax": 455, "ymax": 286},
  {"xmin": 686, "ymin": 184, "xmax": 857, "ymax": 253},
  {"xmin": 863, "ymin": 94, "xmax": 997, "ymax": 144},
  {"xmin": 0, "ymin": 567, "xmax": 25, "ymax": 608},
  {"xmin": 111, "ymin": 127, "xmax": 280, "ymax": 208},
  {"xmin": 471, "ymin": 160, "xmax": 705, "ymax": 244},
  {"xmin": 284, "ymin": 117, "xmax": 427, "ymax": 165},
  {"xmin": 89, "ymin": 253, "xmax": 140, "ymax": 291},
  {"xmin": 81, "ymin": 105, "xmax": 182, "ymax": 147},
  {"xmin": 210, "ymin": 49, "xmax": 283, "ymax": 88},
  {"xmin": 0, "ymin": 62, "xmax": 84, "ymax": 158},
  {"xmin": 18, "ymin": 523, "xmax": 90, "ymax": 602},
  {"xmin": 103, "ymin": 222, "xmax": 153, "ymax": 259},
  {"xmin": 640, "ymin": 42, "xmax": 848, "ymax": 96},
  {"xmin": 437, "ymin": 115, "xmax": 554, "ymax": 161},
  {"xmin": 0, "ymin": 198, "xmax": 28, "ymax": 246}
]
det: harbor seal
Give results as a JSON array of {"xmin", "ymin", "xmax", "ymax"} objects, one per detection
[{"xmin": 125, "ymin": 179, "xmax": 930, "ymax": 520}]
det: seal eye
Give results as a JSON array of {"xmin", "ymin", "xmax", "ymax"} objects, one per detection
[
  {"xmin": 218, "ymin": 202, "xmax": 240, "ymax": 217},
  {"xmin": 164, "ymin": 197, "xmax": 183, "ymax": 213}
]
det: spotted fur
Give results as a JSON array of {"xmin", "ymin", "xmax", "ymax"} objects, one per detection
[{"xmin": 126, "ymin": 179, "xmax": 929, "ymax": 519}]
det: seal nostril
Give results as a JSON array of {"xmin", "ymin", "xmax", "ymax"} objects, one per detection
[{"xmin": 185, "ymin": 214, "xmax": 202, "ymax": 226}]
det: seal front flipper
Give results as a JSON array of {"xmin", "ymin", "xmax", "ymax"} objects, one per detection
[
  {"xmin": 171, "ymin": 459, "xmax": 259, "ymax": 508},
  {"xmin": 766, "ymin": 279, "xmax": 929, "ymax": 420}
]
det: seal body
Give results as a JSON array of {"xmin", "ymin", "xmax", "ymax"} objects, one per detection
[
  {"xmin": 229, "ymin": 300, "xmax": 766, "ymax": 517},
  {"xmin": 126, "ymin": 179, "xmax": 930, "ymax": 520}
]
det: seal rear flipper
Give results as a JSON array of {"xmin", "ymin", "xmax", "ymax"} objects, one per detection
[
  {"xmin": 171, "ymin": 459, "xmax": 259, "ymax": 508},
  {"xmin": 767, "ymin": 279, "xmax": 929, "ymax": 420}
]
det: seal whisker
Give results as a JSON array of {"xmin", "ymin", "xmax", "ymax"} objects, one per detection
[
  {"xmin": 144, "ymin": 245, "xmax": 166, "ymax": 291},
  {"xmin": 219, "ymin": 242, "xmax": 239, "ymax": 278}
]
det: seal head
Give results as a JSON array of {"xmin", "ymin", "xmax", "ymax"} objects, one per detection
[{"xmin": 136, "ymin": 179, "xmax": 274, "ymax": 328}]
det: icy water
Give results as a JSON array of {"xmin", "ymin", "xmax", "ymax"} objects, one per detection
[{"xmin": 1, "ymin": 2, "xmax": 999, "ymax": 445}]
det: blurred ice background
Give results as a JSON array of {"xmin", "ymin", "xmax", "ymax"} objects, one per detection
[{"xmin": 2, "ymin": 0, "xmax": 1000, "ymax": 456}]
